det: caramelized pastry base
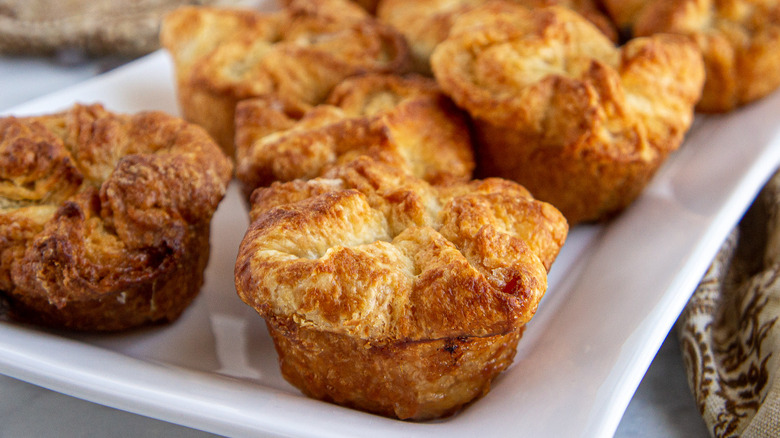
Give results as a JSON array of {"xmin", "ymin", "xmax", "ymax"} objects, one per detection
[
  {"xmin": 3, "ymin": 224, "xmax": 211, "ymax": 332},
  {"xmin": 475, "ymin": 122, "xmax": 664, "ymax": 225},
  {"xmin": 177, "ymin": 80, "xmax": 239, "ymax": 157},
  {"xmin": 267, "ymin": 318, "xmax": 523, "ymax": 420}
]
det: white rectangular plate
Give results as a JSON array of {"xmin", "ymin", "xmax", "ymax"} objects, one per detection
[{"xmin": 1, "ymin": 48, "xmax": 779, "ymax": 438}]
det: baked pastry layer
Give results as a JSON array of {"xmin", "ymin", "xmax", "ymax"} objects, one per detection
[
  {"xmin": 235, "ymin": 157, "xmax": 567, "ymax": 419},
  {"xmin": 160, "ymin": 0, "xmax": 409, "ymax": 156},
  {"xmin": 268, "ymin": 320, "xmax": 523, "ymax": 420},
  {"xmin": 342, "ymin": 0, "xmax": 382, "ymax": 13},
  {"xmin": 0, "ymin": 104, "xmax": 232, "ymax": 331},
  {"xmin": 431, "ymin": 3, "xmax": 704, "ymax": 224},
  {"xmin": 234, "ymin": 73, "xmax": 475, "ymax": 199},
  {"xmin": 377, "ymin": 0, "xmax": 618, "ymax": 74},
  {"xmin": 602, "ymin": 0, "xmax": 780, "ymax": 112}
]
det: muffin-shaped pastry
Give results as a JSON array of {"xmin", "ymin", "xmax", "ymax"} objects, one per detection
[
  {"xmin": 235, "ymin": 157, "xmax": 568, "ymax": 420},
  {"xmin": 234, "ymin": 73, "xmax": 475, "ymax": 199},
  {"xmin": 0, "ymin": 104, "xmax": 232, "ymax": 331},
  {"xmin": 377, "ymin": 0, "xmax": 618, "ymax": 74},
  {"xmin": 602, "ymin": 0, "xmax": 780, "ymax": 112},
  {"xmin": 431, "ymin": 3, "xmax": 705, "ymax": 224},
  {"xmin": 160, "ymin": 0, "xmax": 409, "ymax": 156}
]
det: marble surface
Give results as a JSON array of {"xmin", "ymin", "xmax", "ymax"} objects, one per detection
[{"xmin": 0, "ymin": 54, "xmax": 712, "ymax": 438}]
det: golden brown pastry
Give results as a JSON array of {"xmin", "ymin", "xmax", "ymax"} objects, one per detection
[
  {"xmin": 431, "ymin": 3, "xmax": 705, "ymax": 224},
  {"xmin": 600, "ymin": 0, "xmax": 649, "ymax": 33},
  {"xmin": 353, "ymin": 0, "xmax": 381, "ymax": 13},
  {"xmin": 160, "ymin": 0, "xmax": 409, "ymax": 156},
  {"xmin": 234, "ymin": 73, "xmax": 475, "ymax": 199},
  {"xmin": 0, "ymin": 104, "xmax": 232, "ymax": 331},
  {"xmin": 277, "ymin": 0, "xmax": 370, "ymax": 17},
  {"xmin": 235, "ymin": 156, "xmax": 568, "ymax": 420},
  {"xmin": 328, "ymin": 0, "xmax": 381, "ymax": 13},
  {"xmin": 377, "ymin": 0, "xmax": 618, "ymax": 74},
  {"xmin": 602, "ymin": 0, "xmax": 780, "ymax": 112}
]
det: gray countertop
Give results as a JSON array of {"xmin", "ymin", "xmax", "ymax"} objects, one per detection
[{"xmin": 0, "ymin": 54, "xmax": 711, "ymax": 438}]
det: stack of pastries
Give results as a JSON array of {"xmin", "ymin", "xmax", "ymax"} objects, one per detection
[
  {"xmin": 158, "ymin": 0, "xmax": 780, "ymax": 420},
  {"xmin": 0, "ymin": 0, "xmax": 770, "ymax": 422}
]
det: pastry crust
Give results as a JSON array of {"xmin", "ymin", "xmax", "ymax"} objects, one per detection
[
  {"xmin": 601, "ymin": 0, "xmax": 649, "ymax": 32},
  {"xmin": 235, "ymin": 156, "xmax": 567, "ymax": 419},
  {"xmin": 431, "ymin": 3, "xmax": 704, "ymax": 224},
  {"xmin": 354, "ymin": 0, "xmax": 381, "ymax": 13},
  {"xmin": 602, "ymin": 0, "xmax": 780, "ymax": 112},
  {"xmin": 234, "ymin": 73, "xmax": 475, "ymax": 199},
  {"xmin": 0, "ymin": 104, "xmax": 232, "ymax": 331},
  {"xmin": 336, "ymin": 0, "xmax": 382, "ymax": 13},
  {"xmin": 377, "ymin": 0, "xmax": 618, "ymax": 74},
  {"xmin": 160, "ymin": 0, "xmax": 409, "ymax": 156},
  {"xmin": 268, "ymin": 320, "xmax": 523, "ymax": 420}
]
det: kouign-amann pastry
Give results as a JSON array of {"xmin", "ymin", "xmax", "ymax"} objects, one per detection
[
  {"xmin": 234, "ymin": 73, "xmax": 475, "ymax": 199},
  {"xmin": 603, "ymin": 0, "xmax": 780, "ymax": 112},
  {"xmin": 160, "ymin": 0, "xmax": 409, "ymax": 156},
  {"xmin": 377, "ymin": 0, "xmax": 618, "ymax": 74},
  {"xmin": 0, "ymin": 104, "xmax": 232, "ymax": 331},
  {"xmin": 431, "ymin": 3, "xmax": 705, "ymax": 224},
  {"xmin": 235, "ymin": 157, "xmax": 568, "ymax": 420}
]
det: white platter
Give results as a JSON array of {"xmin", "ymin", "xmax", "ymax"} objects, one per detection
[{"xmin": 1, "ymin": 48, "xmax": 780, "ymax": 438}]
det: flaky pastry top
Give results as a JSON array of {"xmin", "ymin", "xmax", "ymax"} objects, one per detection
[
  {"xmin": 431, "ymin": 3, "xmax": 704, "ymax": 161},
  {"xmin": 378, "ymin": 0, "xmax": 618, "ymax": 74},
  {"xmin": 234, "ymin": 73, "xmax": 475, "ymax": 198},
  {"xmin": 604, "ymin": 0, "xmax": 780, "ymax": 112},
  {"xmin": 235, "ymin": 157, "xmax": 567, "ymax": 342},
  {"xmin": 0, "ymin": 104, "xmax": 232, "ymax": 308},
  {"xmin": 160, "ymin": 0, "xmax": 409, "ymax": 107}
]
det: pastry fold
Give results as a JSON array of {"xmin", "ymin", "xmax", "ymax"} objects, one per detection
[
  {"xmin": 234, "ymin": 73, "xmax": 475, "ymax": 199},
  {"xmin": 378, "ymin": 0, "xmax": 618, "ymax": 74}
]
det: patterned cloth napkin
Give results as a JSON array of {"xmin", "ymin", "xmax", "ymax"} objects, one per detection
[
  {"xmin": 0, "ymin": 0, "xmax": 246, "ymax": 56},
  {"xmin": 678, "ymin": 168, "xmax": 780, "ymax": 437}
]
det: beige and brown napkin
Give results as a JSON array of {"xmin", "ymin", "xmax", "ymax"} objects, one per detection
[
  {"xmin": 0, "ymin": 0, "xmax": 248, "ymax": 56},
  {"xmin": 679, "ymin": 168, "xmax": 780, "ymax": 438}
]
